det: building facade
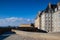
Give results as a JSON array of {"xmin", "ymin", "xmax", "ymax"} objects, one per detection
[
  {"xmin": 35, "ymin": 2, "xmax": 60, "ymax": 32},
  {"xmin": 20, "ymin": 24, "xmax": 31, "ymax": 27},
  {"xmin": 35, "ymin": 11, "xmax": 41, "ymax": 29}
]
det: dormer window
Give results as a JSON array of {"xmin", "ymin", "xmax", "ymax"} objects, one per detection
[
  {"xmin": 55, "ymin": 8, "xmax": 57, "ymax": 12},
  {"xmin": 58, "ymin": 6, "xmax": 60, "ymax": 10},
  {"xmin": 57, "ymin": 2, "xmax": 60, "ymax": 10}
]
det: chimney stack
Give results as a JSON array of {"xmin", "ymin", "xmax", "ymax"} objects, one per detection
[
  {"xmin": 57, "ymin": 2, "xmax": 60, "ymax": 6},
  {"xmin": 38, "ymin": 11, "xmax": 41, "ymax": 17},
  {"xmin": 57, "ymin": 2, "xmax": 60, "ymax": 10},
  {"xmin": 48, "ymin": 3, "xmax": 51, "ymax": 9}
]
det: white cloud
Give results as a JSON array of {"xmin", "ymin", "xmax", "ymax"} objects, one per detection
[
  {"xmin": 19, "ymin": 17, "xmax": 24, "ymax": 20},
  {"xmin": 5, "ymin": 17, "xmax": 17, "ymax": 22},
  {"xmin": 0, "ymin": 17, "xmax": 34, "ymax": 26},
  {"xmin": 27, "ymin": 19, "xmax": 31, "ymax": 22}
]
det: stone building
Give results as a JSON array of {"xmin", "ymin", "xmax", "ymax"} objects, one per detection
[
  {"xmin": 35, "ymin": 2, "xmax": 60, "ymax": 32},
  {"xmin": 20, "ymin": 24, "xmax": 31, "ymax": 27},
  {"xmin": 35, "ymin": 11, "xmax": 41, "ymax": 29}
]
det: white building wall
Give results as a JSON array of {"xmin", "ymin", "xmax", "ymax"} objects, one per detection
[
  {"xmin": 45, "ymin": 13, "xmax": 49, "ymax": 31},
  {"xmin": 35, "ymin": 16, "xmax": 40, "ymax": 29},
  {"xmin": 45, "ymin": 13, "xmax": 52, "ymax": 32},
  {"xmin": 52, "ymin": 11, "xmax": 60, "ymax": 32},
  {"xmin": 41, "ymin": 13, "xmax": 45, "ymax": 30}
]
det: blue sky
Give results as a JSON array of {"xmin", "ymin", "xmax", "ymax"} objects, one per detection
[{"xmin": 0, "ymin": 0, "xmax": 60, "ymax": 26}]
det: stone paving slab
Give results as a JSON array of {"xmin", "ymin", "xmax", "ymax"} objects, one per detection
[
  {"xmin": 1, "ymin": 30, "xmax": 60, "ymax": 40},
  {"xmin": 4, "ymin": 34, "xmax": 43, "ymax": 40},
  {"xmin": 12, "ymin": 29, "xmax": 60, "ymax": 40}
]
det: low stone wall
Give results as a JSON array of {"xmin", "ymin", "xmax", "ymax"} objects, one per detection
[{"xmin": 0, "ymin": 28, "xmax": 12, "ymax": 34}]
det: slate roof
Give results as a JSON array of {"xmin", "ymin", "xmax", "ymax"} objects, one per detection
[{"xmin": 45, "ymin": 4, "xmax": 57, "ymax": 13}]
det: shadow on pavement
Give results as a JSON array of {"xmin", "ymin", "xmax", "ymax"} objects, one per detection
[
  {"xmin": 0, "ymin": 31, "xmax": 15, "ymax": 40},
  {"xmin": 16, "ymin": 27, "xmax": 47, "ymax": 33}
]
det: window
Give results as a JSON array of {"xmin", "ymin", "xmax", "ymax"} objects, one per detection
[
  {"xmin": 59, "ymin": 14, "xmax": 60, "ymax": 17},
  {"xmin": 46, "ymin": 17, "xmax": 47, "ymax": 18},
  {"xmin": 49, "ymin": 24, "xmax": 50, "ymax": 25},
  {"xmin": 49, "ymin": 17, "xmax": 50, "ymax": 18},
  {"xmin": 45, "ymin": 23, "xmax": 47, "ymax": 25},
  {"xmin": 58, "ymin": 6, "xmax": 60, "ymax": 10},
  {"xmin": 49, "ymin": 20, "xmax": 50, "ymax": 22},
  {"xmin": 49, "ymin": 14, "xmax": 51, "ymax": 17},
  {"xmin": 55, "ymin": 8, "xmax": 57, "ymax": 12},
  {"xmin": 52, "ymin": 17, "xmax": 53, "ymax": 18},
  {"xmin": 46, "ymin": 14, "xmax": 48, "ymax": 17}
]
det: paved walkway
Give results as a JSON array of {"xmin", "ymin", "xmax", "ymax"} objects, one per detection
[
  {"xmin": 0, "ymin": 31, "xmax": 60, "ymax": 40},
  {"xmin": 12, "ymin": 30, "xmax": 60, "ymax": 40},
  {"xmin": 0, "ymin": 32, "xmax": 42, "ymax": 40},
  {"xmin": 4, "ymin": 34, "xmax": 42, "ymax": 40}
]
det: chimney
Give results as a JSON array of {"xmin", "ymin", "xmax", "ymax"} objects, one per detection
[
  {"xmin": 48, "ymin": 3, "xmax": 51, "ymax": 9},
  {"xmin": 38, "ymin": 11, "xmax": 41, "ymax": 17},
  {"xmin": 57, "ymin": 2, "xmax": 60, "ymax": 10},
  {"xmin": 57, "ymin": 2, "xmax": 60, "ymax": 6}
]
